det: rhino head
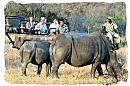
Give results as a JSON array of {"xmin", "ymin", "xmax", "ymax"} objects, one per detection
[{"xmin": 13, "ymin": 36, "xmax": 31, "ymax": 49}]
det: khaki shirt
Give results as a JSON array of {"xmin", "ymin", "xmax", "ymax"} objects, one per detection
[
  {"xmin": 103, "ymin": 22, "xmax": 118, "ymax": 34},
  {"xmin": 103, "ymin": 22, "xmax": 120, "ymax": 43},
  {"xmin": 58, "ymin": 24, "xmax": 69, "ymax": 34}
]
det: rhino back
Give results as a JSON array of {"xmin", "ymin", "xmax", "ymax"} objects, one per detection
[
  {"xmin": 69, "ymin": 35, "xmax": 99, "ymax": 66},
  {"xmin": 31, "ymin": 41, "xmax": 50, "ymax": 65},
  {"xmin": 19, "ymin": 41, "xmax": 36, "ymax": 63},
  {"xmin": 65, "ymin": 32, "xmax": 110, "ymax": 66},
  {"xmin": 20, "ymin": 41, "xmax": 50, "ymax": 65}
]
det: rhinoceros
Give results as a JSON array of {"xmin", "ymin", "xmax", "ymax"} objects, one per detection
[
  {"xmin": 19, "ymin": 41, "xmax": 52, "ymax": 77},
  {"xmin": 50, "ymin": 32, "xmax": 122, "ymax": 81}
]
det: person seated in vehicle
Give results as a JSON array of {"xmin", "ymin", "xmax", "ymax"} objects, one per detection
[
  {"xmin": 34, "ymin": 17, "xmax": 49, "ymax": 34},
  {"xmin": 102, "ymin": 17, "xmax": 120, "ymax": 50},
  {"xmin": 26, "ymin": 17, "xmax": 37, "ymax": 33},
  {"xmin": 57, "ymin": 19, "xmax": 69, "ymax": 34},
  {"xmin": 49, "ymin": 18, "xmax": 59, "ymax": 34}
]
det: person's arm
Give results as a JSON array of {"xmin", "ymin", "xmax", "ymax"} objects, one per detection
[
  {"xmin": 26, "ymin": 22, "xmax": 29, "ymax": 29},
  {"xmin": 113, "ymin": 24, "xmax": 118, "ymax": 33},
  {"xmin": 55, "ymin": 26, "xmax": 60, "ymax": 34},
  {"xmin": 114, "ymin": 24, "xmax": 121, "ymax": 36},
  {"xmin": 40, "ymin": 24, "xmax": 48, "ymax": 33},
  {"xmin": 30, "ymin": 22, "xmax": 35, "ymax": 29},
  {"xmin": 56, "ymin": 24, "xmax": 59, "ymax": 30},
  {"xmin": 64, "ymin": 24, "xmax": 69, "ymax": 33},
  {"xmin": 34, "ymin": 23, "xmax": 41, "ymax": 30},
  {"xmin": 117, "ymin": 28, "xmax": 121, "ymax": 37},
  {"xmin": 44, "ymin": 24, "xmax": 48, "ymax": 31},
  {"xmin": 49, "ymin": 23, "xmax": 52, "ymax": 29},
  {"xmin": 102, "ymin": 24, "xmax": 107, "ymax": 35}
]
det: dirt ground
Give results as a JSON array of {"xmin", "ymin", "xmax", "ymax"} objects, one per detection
[{"xmin": 4, "ymin": 34, "xmax": 128, "ymax": 85}]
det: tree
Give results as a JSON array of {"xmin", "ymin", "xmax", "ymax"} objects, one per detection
[{"xmin": 4, "ymin": 2, "xmax": 126, "ymax": 35}]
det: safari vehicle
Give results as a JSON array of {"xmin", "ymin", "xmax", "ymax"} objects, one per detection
[
  {"xmin": 5, "ymin": 16, "xmax": 70, "ymax": 47},
  {"xmin": 20, "ymin": 19, "xmax": 38, "ymax": 34},
  {"xmin": 19, "ymin": 19, "xmax": 29, "ymax": 34},
  {"xmin": 5, "ymin": 16, "xmax": 39, "ymax": 34},
  {"xmin": 5, "ymin": 16, "xmax": 25, "ymax": 33}
]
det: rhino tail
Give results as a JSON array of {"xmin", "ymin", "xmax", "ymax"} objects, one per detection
[
  {"xmin": 29, "ymin": 43, "xmax": 37, "ymax": 62},
  {"xmin": 20, "ymin": 47, "xmax": 24, "ymax": 63},
  {"xmin": 49, "ymin": 41, "xmax": 56, "ymax": 63}
]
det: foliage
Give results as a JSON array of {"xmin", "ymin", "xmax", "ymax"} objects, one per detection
[
  {"xmin": 5, "ymin": 1, "xmax": 126, "ymax": 35},
  {"xmin": 120, "ymin": 36, "xmax": 127, "ymax": 47}
]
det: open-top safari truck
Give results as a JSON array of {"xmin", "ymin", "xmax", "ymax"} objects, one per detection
[
  {"xmin": 5, "ymin": 32, "xmax": 57, "ymax": 49},
  {"xmin": 5, "ymin": 16, "xmax": 40, "ymax": 34},
  {"xmin": 5, "ymin": 16, "xmax": 57, "ymax": 48}
]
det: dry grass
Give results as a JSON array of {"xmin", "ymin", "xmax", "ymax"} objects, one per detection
[
  {"xmin": 4, "ymin": 63, "xmax": 118, "ymax": 85},
  {"xmin": 4, "ymin": 34, "xmax": 128, "ymax": 85},
  {"xmin": 116, "ymin": 47, "xmax": 128, "ymax": 69}
]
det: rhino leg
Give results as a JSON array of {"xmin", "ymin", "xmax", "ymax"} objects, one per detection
[
  {"xmin": 51, "ymin": 62, "xmax": 61, "ymax": 78},
  {"xmin": 105, "ymin": 63, "xmax": 109, "ymax": 73},
  {"xmin": 21, "ymin": 62, "xmax": 29, "ymax": 76},
  {"xmin": 107, "ymin": 51, "xmax": 121, "ymax": 82},
  {"xmin": 46, "ymin": 62, "xmax": 52, "ymax": 77},
  {"xmin": 50, "ymin": 46, "xmax": 68, "ymax": 78},
  {"xmin": 107, "ymin": 64, "xmax": 118, "ymax": 81},
  {"xmin": 51, "ymin": 56, "xmax": 66, "ymax": 78},
  {"xmin": 37, "ymin": 64, "xmax": 42, "ymax": 75},
  {"xmin": 96, "ymin": 64, "xmax": 103, "ymax": 76},
  {"xmin": 91, "ymin": 61, "xmax": 101, "ymax": 78},
  {"xmin": 46, "ymin": 63, "xmax": 49, "ymax": 77},
  {"xmin": 91, "ymin": 65, "xmax": 96, "ymax": 78},
  {"xmin": 49, "ymin": 62, "xmax": 52, "ymax": 74},
  {"xmin": 46, "ymin": 64, "xmax": 49, "ymax": 77}
]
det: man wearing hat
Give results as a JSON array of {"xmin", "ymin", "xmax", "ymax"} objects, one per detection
[
  {"xmin": 35, "ymin": 17, "xmax": 49, "ymax": 34},
  {"xmin": 102, "ymin": 17, "xmax": 120, "ymax": 50}
]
